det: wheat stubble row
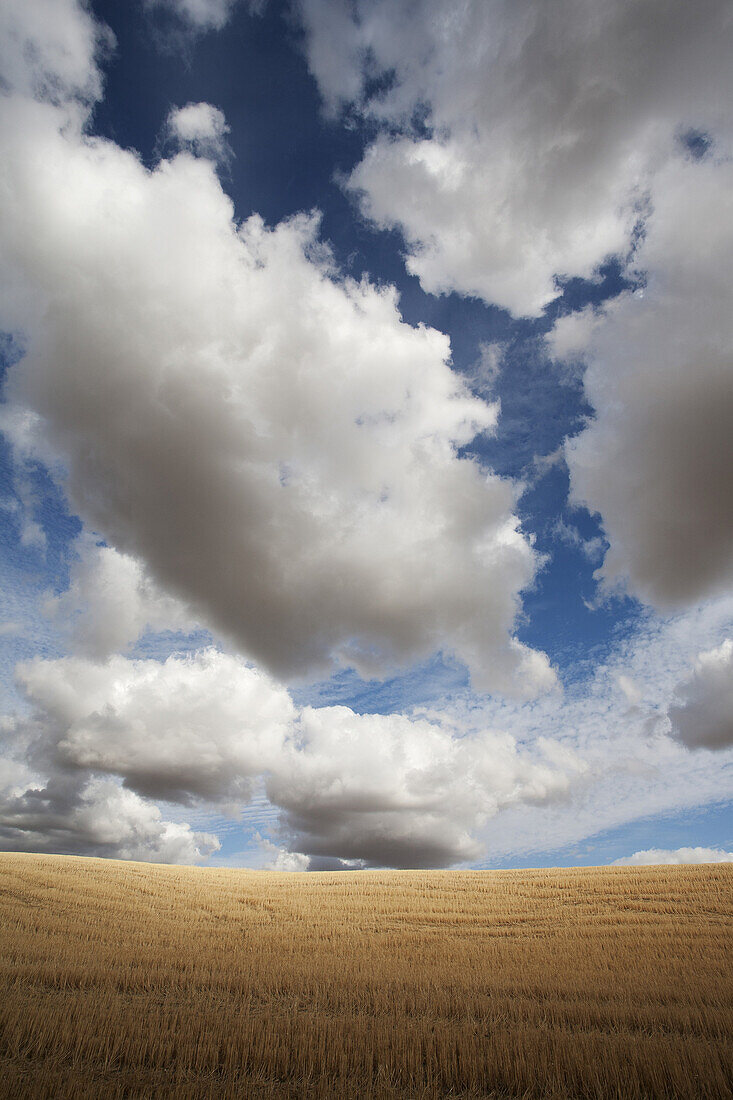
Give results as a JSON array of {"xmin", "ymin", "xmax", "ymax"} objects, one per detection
[{"xmin": 0, "ymin": 853, "xmax": 731, "ymax": 1098}]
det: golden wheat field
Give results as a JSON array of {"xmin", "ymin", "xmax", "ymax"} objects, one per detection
[{"xmin": 0, "ymin": 854, "xmax": 731, "ymax": 1100}]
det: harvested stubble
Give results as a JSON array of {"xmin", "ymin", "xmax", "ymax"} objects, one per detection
[{"xmin": 0, "ymin": 854, "xmax": 731, "ymax": 1099}]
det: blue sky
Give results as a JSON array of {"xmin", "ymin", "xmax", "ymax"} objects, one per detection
[{"xmin": 0, "ymin": 0, "xmax": 731, "ymax": 870}]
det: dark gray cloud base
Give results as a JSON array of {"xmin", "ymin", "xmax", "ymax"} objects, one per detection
[{"xmin": 668, "ymin": 640, "xmax": 733, "ymax": 751}]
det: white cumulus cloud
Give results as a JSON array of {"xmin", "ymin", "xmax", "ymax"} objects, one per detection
[
  {"xmin": 167, "ymin": 102, "xmax": 231, "ymax": 161},
  {"xmin": 613, "ymin": 847, "xmax": 733, "ymax": 867},
  {"xmin": 299, "ymin": 0, "xmax": 733, "ymax": 316},
  {"xmin": 0, "ymin": 0, "xmax": 110, "ymax": 105},
  {"xmin": 267, "ymin": 704, "xmax": 582, "ymax": 868},
  {"xmin": 259, "ymin": 839, "xmax": 310, "ymax": 872},
  {"xmin": 3, "ymin": 599, "xmax": 732, "ymax": 868},
  {"xmin": 0, "ymin": 0, "xmax": 551, "ymax": 695},
  {"xmin": 2, "ymin": 648, "xmax": 578, "ymax": 867},
  {"xmin": 144, "ymin": 0, "xmax": 247, "ymax": 32},
  {"xmin": 17, "ymin": 649, "xmax": 295, "ymax": 805},
  {"xmin": 45, "ymin": 538, "xmax": 195, "ymax": 659}
]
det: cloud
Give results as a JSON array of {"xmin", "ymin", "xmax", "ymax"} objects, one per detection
[
  {"xmin": 546, "ymin": 307, "xmax": 600, "ymax": 365},
  {"xmin": 259, "ymin": 839, "xmax": 310, "ymax": 872},
  {"xmin": 268, "ymin": 705, "xmax": 583, "ymax": 868},
  {"xmin": 144, "ymin": 0, "xmax": 243, "ymax": 32},
  {"xmin": 45, "ymin": 538, "xmax": 195, "ymax": 659},
  {"xmin": 562, "ymin": 157, "xmax": 733, "ymax": 609},
  {"xmin": 16, "ymin": 649, "xmax": 295, "ymax": 805},
  {"xmin": 446, "ymin": 596, "xmax": 733, "ymax": 863},
  {"xmin": 0, "ymin": 0, "xmax": 110, "ymax": 105},
  {"xmin": 613, "ymin": 846, "xmax": 733, "ymax": 866},
  {"xmin": 551, "ymin": 518, "xmax": 605, "ymax": 563},
  {"xmin": 2, "ymin": 472, "xmax": 46, "ymax": 550},
  {"xmin": 308, "ymin": 0, "xmax": 733, "ymax": 619},
  {"xmin": 167, "ymin": 102, "xmax": 231, "ymax": 161},
  {"xmin": 2, "ymin": 647, "xmax": 578, "ymax": 867},
  {"xmin": 3, "ymin": 600, "xmax": 733, "ymax": 868},
  {"xmin": 617, "ymin": 675, "xmax": 642, "ymax": 708},
  {"xmin": 298, "ymin": 0, "xmax": 733, "ymax": 316},
  {"xmin": 667, "ymin": 639, "xmax": 733, "ymax": 751},
  {"xmin": 0, "ymin": 0, "xmax": 549, "ymax": 695},
  {"xmin": 0, "ymin": 772, "xmax": 219, "ymax": 862}
]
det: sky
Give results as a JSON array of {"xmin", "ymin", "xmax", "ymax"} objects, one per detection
[{"xmin": 0, "ymin": 0, "xmax": 731, "ymax": 871}]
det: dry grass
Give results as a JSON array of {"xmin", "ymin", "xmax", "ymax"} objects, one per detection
[{"xmin": 0, "ymin": 853, "xmax": 731, "ymax": 1099}]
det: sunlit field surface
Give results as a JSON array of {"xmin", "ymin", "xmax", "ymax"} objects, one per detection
[{"xmin": 0, "ymin": 854, "xmax": 731, "ymax": 1099}]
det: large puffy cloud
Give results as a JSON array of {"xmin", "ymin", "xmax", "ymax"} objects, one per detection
[
  {"xmin": 0, "ymin": 0, "xmax": 108, "ymax": 105},
  {"xmin": 3, "ymin": 604, "xmax": 733, "ymax": 868},
  {"xmin": 667, "ymin": 640, "xmax": 733, "ymax": 751},
  {"xmin": 0, "ymin": 0, "xmax": 550, "ymax": 695},
  {"xmin": 0, "ymin": 772, "xmax": 219, "ymax": 863},
  {"xmin": 267, "ymin": 706, "xmax": 581, "ymax": 868},
  {"xmin": 17, "ymin": 649, "xmax": 295, "ymax": 804},
  {"xmin": 299, "ymin": 0, "xmax": 733, "ymax": 316},
  {"xmin": 2, "ymin": 648, "xmax": 578, "ymax": 867},
  {"xmin": 613, "ymin": 847, "xmax": 733, "ymax": 867},
  {"xmin": 561, "ymin": 157, "xmax": 733, "ymax": 608},
  {"xmin": 300, "ymin": 0, "xmax": 733, "ymax": 617}
]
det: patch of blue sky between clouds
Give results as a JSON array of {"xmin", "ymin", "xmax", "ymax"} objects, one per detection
[{"xmin": 481, "ymin": 799, "xmax": 733, "ymax": 871}]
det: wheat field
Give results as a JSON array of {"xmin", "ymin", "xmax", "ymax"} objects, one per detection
[{"xmin": 0, "ymin": 853, "xmax": 731, "ymax": 1099}]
